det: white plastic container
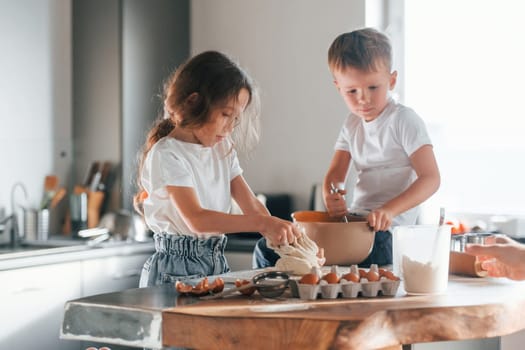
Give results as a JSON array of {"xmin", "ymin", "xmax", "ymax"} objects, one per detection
[{"xmin": 393, "ymin": 225, "xmax": 452, "ymax": 295}]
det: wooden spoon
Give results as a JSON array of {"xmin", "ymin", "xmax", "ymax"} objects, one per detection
[
  {"xmin": 40, "ymin": 175, "xmax": 59, "ymax": 209},
  {"xmin": 50, "ymin": 187, "xmax": 67, "ymax": 209}
]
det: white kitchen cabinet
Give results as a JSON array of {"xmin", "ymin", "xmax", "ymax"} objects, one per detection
[
  {"xmin": 79, "ymin": 253, "xmax": 150, "ymax": 350},
  {"xmin": 225, "ymin": 251, "xmax": 253, "ymax": 271},
  {"xmin": 413, "ymin": 338, "xmax": 499, "ymax": 350},
  {"xmin": 81, "ymin": 253, "xmax": 149, "ymax": 296},
  {"xmin": 0, "ymin": 245, "xmax": 153, "ymax": 350},
  {"xmin": 0, "ymin": 262, "xmax": 82, "ymax": 350},
  {"xmin": 501, "ymin": 329, "xmax": 525, "ymax": 349}
]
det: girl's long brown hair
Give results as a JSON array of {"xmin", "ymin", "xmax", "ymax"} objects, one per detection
[{"xmin": 133, "ymin": 51, "xmax": 261, "ymax": 214}]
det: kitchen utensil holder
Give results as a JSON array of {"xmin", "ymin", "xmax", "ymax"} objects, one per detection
[
  {"xmin": 22, "ymin": 207, "xmax": 51, "ymax": 241},
  {"xmin": 37, "ymin": 209, "xmax": 50, "ymax": 240},
  {"xmin": 70, "ymin": 193, "xmax": 88, "ymax": 236}
]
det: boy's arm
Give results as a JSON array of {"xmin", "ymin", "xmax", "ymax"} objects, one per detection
[
  {"xmin": 372, "ymin": 144, "xmax": 440, "ymax": 230},
  {"xmin": 323, "ymin": 150, "xmax": 351, "ymax": 217}
]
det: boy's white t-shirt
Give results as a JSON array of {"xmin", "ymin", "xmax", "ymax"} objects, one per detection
[
  {"xmin": 141, "ymin": 136, "xmax": 243, "ymax": 237},
  {"xmin": 334, "ymin": 98, "xmax": 432, "ymax": 228}
]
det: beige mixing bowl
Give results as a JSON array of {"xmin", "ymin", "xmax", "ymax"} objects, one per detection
[{"xmin": 292, "ymin": 211, "xmax": 375, "ymax": 266}]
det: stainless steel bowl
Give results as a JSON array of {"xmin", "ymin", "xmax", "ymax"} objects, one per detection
[
  {"xmin": 253, "ymin": 271, "xmax": 290, "ymax": 298},
  {"xmin": 452, "ymin": 233, "xmax": 497, "ymax": 252}
]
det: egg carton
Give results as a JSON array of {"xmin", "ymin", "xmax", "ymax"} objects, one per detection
[{"xmin": 289, "ymin": 278, "xmax": 401, "ymax": 300}]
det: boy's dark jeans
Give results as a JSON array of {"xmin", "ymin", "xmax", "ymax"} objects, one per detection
[{"xmin": 252, "ymin": 230, "xmax": 392, "ymax": 269}]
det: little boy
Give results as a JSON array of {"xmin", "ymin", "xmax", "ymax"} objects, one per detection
[
  {"xmin": 252, "ymin": 27, "xmax": 440, "ymax": 269},
  {"xmin": 323, "ymin": 28, "xmax": 440, "ymax": 266}
]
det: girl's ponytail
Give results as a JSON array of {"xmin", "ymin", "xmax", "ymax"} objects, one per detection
[{"xmin": 133, "ymin": 118, "xmax": 175, "ymax": 215}]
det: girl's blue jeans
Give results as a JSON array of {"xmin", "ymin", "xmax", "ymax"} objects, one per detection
[
  {"xmin": 140, "ymin": 233, "xmax": 230, "ymax": 288},
  {"xmin": 252, "ymin": 230, "xmax": 392, "ymax": 268}
]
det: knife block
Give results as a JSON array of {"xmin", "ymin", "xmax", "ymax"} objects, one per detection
[
  {"xmin": 64, "ymin": 187, "xmax": 105, "ymax": 235},
  {"xmin": 87, "ymin": 190, "xmax": 105, "ymax": 228}
]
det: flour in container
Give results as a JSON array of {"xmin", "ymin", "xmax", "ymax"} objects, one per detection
[{"xmin": 402, "ymin": 255, "xmax": 448, "ymax": 294}]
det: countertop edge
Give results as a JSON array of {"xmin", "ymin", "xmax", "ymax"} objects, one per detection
[
  {"xmin": 0, "ymin": 236, "xmax": 257, "ymax": 271},
  {"xmin": 0, "ymin": 241, "xmax": 155, "ymax": 271}
]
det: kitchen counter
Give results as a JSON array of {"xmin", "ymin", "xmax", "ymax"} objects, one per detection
[
  {"xmin": 0, "ymin": 235, "xmax": 159, "ymax": 349},
  {"xmin": 60, "ymin": 272, "xmax": 525, "ymax": 349},
  {"xmin": 0, "ymin": 236, "xmax": 155, "ymax": 270},
  {"xmin": 0, "ymin": 235, "xmax": 254, "ymax": 271}
]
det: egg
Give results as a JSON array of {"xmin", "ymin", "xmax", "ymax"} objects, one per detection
[
  {"xmin": 299, "ymin": 273, "xmax": 320, "ymax": 285},
  {"xmin": 366, "ymin": 270, "xmax": 380, "ymax": 282},
  {"xmin": 322, "ymin": 272, "xmax": 340, "ymax": 284},
  {"xmin": 383, "ymin": 270, "xmax": 400, "ymax": 281},
  {"xmin": 235, "ymin": 279, "xmax": 256, "ymax": 296},
  {"xmin": 341, "ymin": 272, "xmax": 360, "ymax": 283},
  {"xmin": 359, "ymin": 269, "xmax": 368, "ymax": 278},
  {"xmin": 210, "ymin": 277, "xmax": 225, "ymax": 293},
  {"xmin": 175, "ymin": 281, "xmax": 193, "ymax": 294}
]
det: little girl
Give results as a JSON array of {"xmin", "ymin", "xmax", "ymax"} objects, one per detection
[{"xmin": 135, "ymin": 51, "xmax": 302, "ymax": 287}]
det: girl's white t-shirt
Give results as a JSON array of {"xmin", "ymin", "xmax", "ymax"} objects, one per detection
[
  {"xmin": 141, "ymin": 136, "xmax": 243, "ymax": 236},
  {"xmin": 334, "ymin": 98, "xmax": 432, "ymax": 227}
]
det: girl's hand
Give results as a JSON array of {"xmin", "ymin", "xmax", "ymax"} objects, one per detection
[
  {"xmin": 465, "ymin": 235, "xmax": 525, "ymax": 281},
  {"xmin": 317, "ymin": 247, "xmax": 326, "ymax": 266},
  {"xmin": 260, "ymin": 216, "xmax": 302, "ymax": 246},
  {"xmin": 367, "ymin": 207, "xmax": 393, "ymax": 232},
  {"xmin": 325, "ymin": 189, "xmax": 348, "ymax": 218}
]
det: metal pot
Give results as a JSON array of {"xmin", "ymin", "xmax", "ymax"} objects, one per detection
[
  {"xmin": 111, "ymin": 210, "xmax": 151, "ymax": 242},
  {"xmin": 451, "ymin": 233, "xmax": 497, "ymax": 252},
  {"xmin": 81, "ymin": 210, "xmax": 151, "ymax": 242}
]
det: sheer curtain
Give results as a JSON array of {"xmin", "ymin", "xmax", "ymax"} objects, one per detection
[{"xmin": 403, "ymin": 0, "xmax": 525, "ymax": 218}]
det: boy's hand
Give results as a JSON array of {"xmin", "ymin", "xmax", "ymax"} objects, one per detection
[
  {"xmin": 367, "ymin": 208, "xmax": 393, "ymax": 232},
  {"xmin": 325, "ymin": 189, "xmax": 348, "ymax": 218}
]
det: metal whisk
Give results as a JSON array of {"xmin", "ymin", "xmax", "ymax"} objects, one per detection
[{"xmin": 330, "ymin": 182, "xmax": 348, "ymax": 223}]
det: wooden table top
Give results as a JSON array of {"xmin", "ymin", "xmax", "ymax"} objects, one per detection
[
  {"xmin": 60, "ymin": 271, "xmax": 525, "ymax": 349},
  {"xmin": 162, "ymin": 275, "xmax": 525, "ymax": 349}
]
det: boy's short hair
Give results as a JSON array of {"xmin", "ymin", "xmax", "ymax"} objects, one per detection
[{"xmin": 328, "ymin": 28, "xmax": 392, "ymax": 73}]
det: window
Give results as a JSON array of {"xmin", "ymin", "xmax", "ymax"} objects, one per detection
[{"xmin": 402, "ymin": 0, "xmax": 525, "ymax": 216}]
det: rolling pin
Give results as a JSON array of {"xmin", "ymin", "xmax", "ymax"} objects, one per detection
[{"xmin": 449, "ymin": 251, "xmax": 488, "ymax": 277}]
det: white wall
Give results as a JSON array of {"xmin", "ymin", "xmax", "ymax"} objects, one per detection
[
  {"xmin": 191, "ymin": 0, "xmax": 365, "ymax": 211},
  {"xmin": 0, "ymin": 0, "xmax": 71, "ymax": 233},
  {"xmin": 0, "ymin": 0, "xmax": 364, "ymax": 219}
]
